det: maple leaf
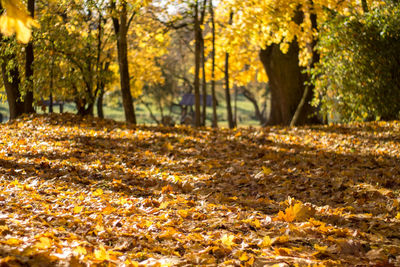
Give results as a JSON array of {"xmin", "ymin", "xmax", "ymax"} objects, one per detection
[
  {"xmin": 220, "ymin": 234, "xmax": 236, "ymax": 249},
  {"xmin": 275, "ymin": 202, "xmax": 314, "ymax": 222}
]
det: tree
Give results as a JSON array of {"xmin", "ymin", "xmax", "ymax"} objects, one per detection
[
  {"xmin": 209, "ymin": 0, "xmax": 217, "ymax": 127},
  {"xmin": 224, "ymin": 12, "xmax": 235, "ymax": 129},
  {"xmin": 24, "ymin": 0, "xmax": 35, "ymax": 114},
  {"xmin": 0, "ymin": 0, "xmax": 37, "ymax": 119},
  {"xmin": 220, "ymin": 0, "xmax": 374, "ymax": 126},
  {"xmin": 313, "ymin": 1, "xmax": 400, "ymax": 121},
  {"xmin": 110, "ymin": 0, "xmax": 137, "ymax": 124},
  {"xmin": 34, "ymin": 0, "xmax": 114, "ymax": 116}
]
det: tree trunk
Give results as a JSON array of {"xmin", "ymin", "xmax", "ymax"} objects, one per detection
[
  {"xmin": 1, "ymin": 54, "xmax": 25, "ymax": 119},
  {"xmin": 209, "ymin": 0, "xmax": 218, "ymax": 128},
  {"xmin": 193, "ymin": 0, "xmax": 202, "ymax": 127},
  {"xmin": 112, "ymin": 1, "xmax": 136, "ymax": 124},
  {"xmin": 361, "ymin": 0, "xmax": 369, "ymax": 13},
  {"xmin": 0, "ymin": 4, "xmax": 25, "ymax": 120},
  {"xmin": 259, "ymin": 42, "xmax": 318, "ymax": 126},
  {"xmin": 224, "ymin": 51, "xmax": 235, "ymax": 129},
  {"xmin": 49, "ymin": 92, "xmax": 53, "ymax": 113},
  {"xmin": 201, "ymin": 36, "xmax": 207, "ymax": 126},
  {"xmin": 225, "ymin": 12, "xmax": 235, "ymax": 129},
  {"xmin": 24, "ymin": 0, "xmax": 35, "ymax": 114},
  {"xmin": 241, "ymin": 87, "xmax": 267, "ymax": 125},
  {"xmin": 49, "ymin": 54, "xmax": 54, "ymax": 113},
  {"xmin": 234, "ymin": 85, "xmax": 238, "ymax": 125},
  {"xmin": 290, "ymin": 12, "xmax": 320, "ymax": 126},
  {"xmin": 97, "ymin": 86, "xmax": 105, "ymax": 119}
]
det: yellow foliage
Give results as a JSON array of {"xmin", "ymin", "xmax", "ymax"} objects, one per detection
[{"xmin": 0, "ymin": 0, "xmax": 38, "ymax": 43}]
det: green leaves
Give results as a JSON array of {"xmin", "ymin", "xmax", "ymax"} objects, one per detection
[{"xmin": 313, "ymin": 2, "xmax": 400, "ymax": 122}]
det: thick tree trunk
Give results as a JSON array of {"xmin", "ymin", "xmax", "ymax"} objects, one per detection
[
  {"xmin": 24, "ymin": 0, "xmax": 35, "ymax": 114},
  {"xmin": 209, "ymin": 0, "xmax": 218, "ymax": 128},
  {"xmin": 0, "ymin": 4, "xmax": 26, "ymax": 119},
  {"xmin": 112, "ymin": 1, "xmax": 136, "ymax": 124},
  {"xmin": 260, "ymin": 42, "xmax": 318, "ymax": 126},
  {"xmin": 76, "ymin": 99, "xmax": 93, "ymax": 116},
  {"xmin": 1, "ymin": 55, "xmax": 25, "ymax": 119}
]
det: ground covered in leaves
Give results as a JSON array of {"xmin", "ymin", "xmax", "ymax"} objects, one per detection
[{"xmin": 0, "ymin": 114, "xmax": 400, "ymax": 266}]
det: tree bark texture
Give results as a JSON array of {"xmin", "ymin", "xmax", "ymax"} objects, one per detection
[
  {"xmin": 112, "ymin": 1, "xmax": 136, "ymax": 124},
  {"xmin": 259, "ymin": 42, "xmax": 318, "ymax": 126},
  {"xmin": 1, "ymin": 55, "xmax": 25, "ymax": 119},
  {"xmin": 201, "ymin": 37, "xmax": 207, "ymax": 126},
  {"xmin": 225, "ymin": 12, "xmax": 235, "ymax": 129},
  {"xmin": 24, "ymin": 0, "xmax": 35, "ymax": 114},
  {"xmin": 241, "ymin": 87, "xmax": 267, "ymax": 125},
  {"xmin": 193, "ymin": 0, "xmax": 202, "ymax": 127},
  {"xmin": 209, "ymin": 0, "xmax": 218, "ymax": 128}
]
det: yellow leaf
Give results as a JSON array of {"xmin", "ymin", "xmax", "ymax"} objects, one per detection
[
  {"xmin": 275, "ymin": 202, "xmax": 313, "ymax": 222},
  {"xmin": 177, "ymin": 209, "xmax": 189, "ymax": 218},
  {"xmin": 94, "ymin": 245, "xmax": 109, "ymax": 261},
  {"xmin": 261, "ymin": 236, "xmax": 272, "ymax": 247},
  {"xmin": 239, "ymin": 252, "xmax": 249, "ymax": 261},
  {"xmin": 314, "ymin": 244, "xmax": 328, "ymax": 253},
  {"xmin": 276, "ymin": 235, "xmax": 289, "ymax": 244},
  {"xmin": 262, "ymin": 166, "xmax": 273, "ymax": 175},
  {"xmin": 164, "ymin": 142, "xmax": 173, "ymax": 150},
  {"xmin": 0, "ymin": 0, "xmax": 39, "ymax": 43},
  {"xmin": 93, "ymin": 188, "xmax": 103, "ymax": 197},
  {"xmin": 3, "ymin": 238, "xmax": 23, "ymax": 246},
  {"xmin": 160, "ymin": 201, "xmax": 169, "ymax": 209},
  {"xmin": 247, "ymin": 257, "xmax": 255, "ymax": 265},
  {"xmin": 73, "ymin": 246, "xmax": 87, "ymax": 255},
  {"xmin": 125, "ymin": 259, "xmax": 140, "ymax": 267},
  {"xmin": 395, "ymin": 212, "xmax": 400, "ymax": 220},
  {"xmin": 34, "ymin": 237, "xmax": 52, "ymax": 250},
  {"xmin": 73, "ymin": 206, "xmax": 84, "ymax": 214},
  {"xmin": 221, "ymin": 234, "xmax": 235, "ymax": 249}
]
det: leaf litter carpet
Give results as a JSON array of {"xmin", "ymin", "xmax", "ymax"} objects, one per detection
[{"xmin": 0, "ymin": 114, "xmax": 400, "ymax": 266}]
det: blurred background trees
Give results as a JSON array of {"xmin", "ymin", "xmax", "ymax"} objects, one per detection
[{"xmin": 0, "ymin": 0, "xmax": 399, "ymax": 127}]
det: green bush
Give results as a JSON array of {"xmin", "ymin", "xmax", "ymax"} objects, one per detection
[{"xmin": 312, "ymin": 2, "xmax": 400, "ymax": 122}]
